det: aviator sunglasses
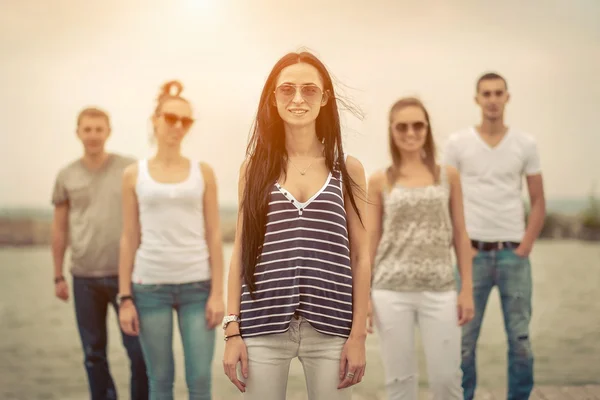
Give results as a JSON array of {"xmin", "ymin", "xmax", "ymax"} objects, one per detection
[
  {"xmin": 161, "ymin": 112, "xmax": 195, "ymax": 129},
  {"xmin": 393, "ymin": 121, "xmax": 428, "ymax": 135},
  {"xmin": 274, "ymin": 83, "xmax": 324, "ymax": 104}
]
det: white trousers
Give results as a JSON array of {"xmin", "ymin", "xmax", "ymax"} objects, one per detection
[
  {"xmin": 240, "ymin": 316, "xmax": 351, "ymax": 400},
  {"xmin": 372, "ymin": 289, "xmax": 463, "ymax": 400}
]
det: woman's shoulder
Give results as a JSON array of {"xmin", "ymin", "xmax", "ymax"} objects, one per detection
[
  {"xmin": 121, "ymin": 162, "xmax": 140, "ymax": 189},
  {"xmin": 198, "ymin": 161, "xmax": 214, "ymax": 175},
  {"xmin": 441, "ymin": 164, "xmax": 459, "ymax": 182},
  {"xmin": 198, "ymin": 161, "xmax": 217, "ymax": 186},
  {"xmin": 123, "ymin": 161, "xmax": 139, "ymax": 179},
  {"xmin": 368, "ymin": 168, "xmax": 388, "ymax": 190},
  {"xmin": 342, "ymin": 154, "xmax": 365, "ymax": 176}
]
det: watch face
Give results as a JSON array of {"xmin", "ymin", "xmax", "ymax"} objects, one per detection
[{"xmin": 222, "ymin": 315, "xmax": 237, "ymax": 329}]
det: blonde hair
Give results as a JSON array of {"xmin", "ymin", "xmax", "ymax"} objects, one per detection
[
  {"xmin": 77, "ymin": 107, "xmax": 110, "ymax": 127},
  {"xmin": 386, "ymin": 97, "xmax": 439, "ymax": 186}
]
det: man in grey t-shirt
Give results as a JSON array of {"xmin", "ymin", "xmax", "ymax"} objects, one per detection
[{"xmin": 51, "ymin": 107, "xmax": 148, "ymax": 399}]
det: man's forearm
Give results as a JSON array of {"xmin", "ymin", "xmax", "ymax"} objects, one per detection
[
  {"xmin": 51, "ymin": 231, "xmax": 67, "ymax": 278},
  {"xmin": 522, "ymin": 199, "xmax": 546, "ymax": 247}
]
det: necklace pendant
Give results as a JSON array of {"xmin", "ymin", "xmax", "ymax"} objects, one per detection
[{"xmin": 300, "ymin": 171, "xmax": 306, "ymax": 176}]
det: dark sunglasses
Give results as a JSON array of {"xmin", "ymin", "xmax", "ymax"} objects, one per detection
[
  {"xmin": 274, "ymin": 84, "xmax": 324, "ymax": 104},
  {"xmin": 161, "ymin": 112, "xmax": 194, "ymax": 129},
  {"xmin": 393, "ymin": 121, "xmax": 428, "ymax": 135}
]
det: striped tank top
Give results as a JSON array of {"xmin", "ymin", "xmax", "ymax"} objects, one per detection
[{"xmin": 240, "ymin": 164, "xmax": 353, "ymax": 339}]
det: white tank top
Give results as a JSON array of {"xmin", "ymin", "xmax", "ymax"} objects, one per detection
[{"xmin": 132, "ymin": 159, "xmax": 210, "ymax": 284}]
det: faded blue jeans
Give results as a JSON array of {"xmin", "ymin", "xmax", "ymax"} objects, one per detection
[
  {"xmin": 456, "ymin": 249, "xmax": 534, "ymax": 400},
  {"xmin": 133, "ymin": 281, "xmax": 216, "ymax": 400}
]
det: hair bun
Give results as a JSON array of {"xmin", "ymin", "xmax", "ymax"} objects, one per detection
[{"xmin": 158, "ymin": 80, "xmax": 183, "ymax": 101}]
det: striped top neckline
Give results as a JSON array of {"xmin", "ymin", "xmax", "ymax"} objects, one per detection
[{"xmin": 274, "ymin": 172, "xmax": 333, "ymax": 209}]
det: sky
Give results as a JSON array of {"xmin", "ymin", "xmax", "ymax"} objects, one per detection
[{"xmin": 1, "ymin": 0, "xmax": 599, "ymax": 208}]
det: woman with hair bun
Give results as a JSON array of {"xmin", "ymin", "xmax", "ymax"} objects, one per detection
[{"xmin": 118, "ymin": 80, "xmax": 225, "ymax": 400}]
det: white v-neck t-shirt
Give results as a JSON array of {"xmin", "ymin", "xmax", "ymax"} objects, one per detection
[{"xmin": 442, "ymin": 127, "xmax": 542, "ymax": 242}]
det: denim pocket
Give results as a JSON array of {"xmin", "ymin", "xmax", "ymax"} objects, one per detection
[{"xmin": 509, "ymin": 250, "xmax": 529, "ymax": 262}]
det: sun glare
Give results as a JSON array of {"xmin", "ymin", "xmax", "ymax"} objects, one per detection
[{"xmin": 183, "ymin": 0, "xmax": 217, "ymax": 12}]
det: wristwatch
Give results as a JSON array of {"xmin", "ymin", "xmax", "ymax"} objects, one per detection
[
  {"xmin": 117, "ymin": 294, "xmax": 134, "ymax": 307},
  {"xmin": 222, "ymin": 314, "xmax": 241, "ymax": 330}
]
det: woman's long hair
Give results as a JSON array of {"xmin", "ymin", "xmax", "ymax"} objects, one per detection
[
  {"xmin": 386, "ymin": 97, "xmax": 439, "ymax": 186},
  {"xmin": 241, "ymin": 51, "xmax": 363, "ymax": 294}
]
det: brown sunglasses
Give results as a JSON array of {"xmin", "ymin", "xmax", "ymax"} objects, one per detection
[
  {"xmin": 393, "ymin": 121, "xmax": 428, "ymax": 134},
  {"xmin": 161, "ymin": 112, "xmax": 195, "ymax": 129}
]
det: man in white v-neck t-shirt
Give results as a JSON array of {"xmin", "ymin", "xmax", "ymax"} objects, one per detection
[{"xmin": 443, "ymin": 72, "xmax": 546, "ymax": 400}]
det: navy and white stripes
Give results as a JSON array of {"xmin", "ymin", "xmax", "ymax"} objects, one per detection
[{"xmin": 240, "ymin": 170, "xmax": 353, "ymax": 338}]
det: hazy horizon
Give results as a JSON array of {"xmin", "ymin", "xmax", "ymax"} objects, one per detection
[
  {"xmin": 2, "ymin": 0, "xmax": 599, "ymax": 208},
  {"xmin": 0, "ymin": 197, "xmax": 593, "ymax": 220}
]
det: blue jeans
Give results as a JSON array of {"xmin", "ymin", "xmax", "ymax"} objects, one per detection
[
  {"xmin": 456, "ymin": 249, "xmax": 534, "ymax": 400},
  {"xmin": 133, "ymin": 281, "xmax": 215, "ymax": 400},
  {"xmin": 73, "ymin": 276, "xmax": 149, "ymax": 400}
]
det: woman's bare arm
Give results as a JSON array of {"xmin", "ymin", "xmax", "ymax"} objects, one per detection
[
  {"xmin": 345, "ymin": 156, "xmax": 371, "ymax": 339},
  {"xmin": 201, "ymin": 162, "xmax": 225, "ymax": 329},
  {"xmin": 222, "ymin": 160, "xmax": 250, "ymax": 392},
  {"xmin": 447, "ymin": 165, "xmax": 473, "ymax": 289},
  {"xmin": 447, "ymin": 165, "xmax": 475, "ymax": 325},
  {"xmin": 366, "ymin": 171, "xmax": 385, "ymax": 283},
  {"xmin": 224, "ymin": 160, "xmax": 248, "ymax": 336},
  {"xmin": 200, "ymin": 163, "xmax": 225, "ymax": 298},
  {"xmin": 337, "ymin": 155, "xmax": 371, "ymax": 389},
  {"xmin": 118, "ymin": 164, "xmax": 141, "ymax": 296}
]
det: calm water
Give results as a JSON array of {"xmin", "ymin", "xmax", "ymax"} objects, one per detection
[{"xmin": 0, "ymin": 240, "xmax": 599, "ymax": 399}]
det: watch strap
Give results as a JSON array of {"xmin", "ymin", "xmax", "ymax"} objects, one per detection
[{"xmin": 118, "ymin": 294, "xmax": 134, "ymax": 305}]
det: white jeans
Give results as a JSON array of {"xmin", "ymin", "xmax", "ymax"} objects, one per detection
[
  {"xmin": 372, "ymin": 289, "xmax": 463, "ymax": 400},
  {"xmin": 240, "ymin": 315, "xmax": 352, "ymax": 400}
]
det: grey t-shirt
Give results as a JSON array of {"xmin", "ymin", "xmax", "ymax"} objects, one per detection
[{"xmin": 51, "ymin": 153, "xmax": 136, "ymax": 277}]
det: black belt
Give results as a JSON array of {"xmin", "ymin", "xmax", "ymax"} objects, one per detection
[{"xmin": 471, "ymin": 240, "xmax": 520, "ymax": 251}]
